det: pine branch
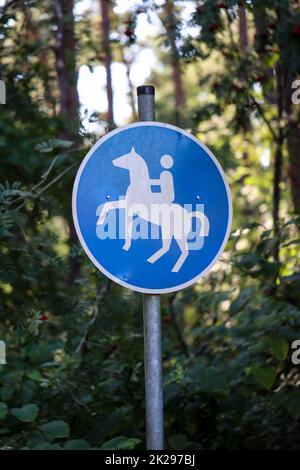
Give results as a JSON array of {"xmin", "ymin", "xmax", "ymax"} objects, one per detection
[
  {"xmin": 76, "ymin": 281, "xmax": 111, "ymax": 359},
  {"xmin": 249, "ymin": 94, "xmax": 279, "ymax": 142},
  {"xmin": 168, "ymin": 293, "xmax": 190, "ymax": 358}
]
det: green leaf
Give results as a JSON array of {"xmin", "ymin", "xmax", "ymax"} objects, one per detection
[
  {"xmin": 270, "ymin": 389, "xmax": 288, "ymax": 408},
  {"xmin": 40, "ymin": 420, "xmax": 70, "ymax": 440},
  {"xmin": 268, "ymin": 337, "xmax": 289, "ymax": 361},
  {"xmin": 26, "ymin": 370, "xmax": 43, "ymax": 382},
  {"xmin": 285, "ymin": 392, "xmax": 300, "ymax": 418},
  {"xmin": 27, "ymin": 430, "xmax": 46, "ymax": 448},
  {"xmin": 237, "ymin": 253, "xmax": 260, "ymax": 270},
  {"xmin": 63, "ymin": 439, "xmax": 91, "ymax": 450},
  {"xmin": 0, "ymin": 402, "xmax": 8, "ymax": 420},
  {"xmin": 257, "ymin": 238, "xmax": 277, "ymax": 256},
  {"xmin": 168, "ymin": 434, "xmax": 191, "ymax": 450},
  {"xmin": 230, "ymin": 287, "xmax": 254, "ymax": 315},
  {"xmin": 1, "ymin": 385, "xmax": 13, "ymax": 401},
  {"xmin": 33, "ymin": 443, "xmax": 62, "ymax": 450},
  {"xmin": 99, "ymin": 436, "xmax": 141, "ymax": 450},
  {"xmin": 185, "ymin": 364, "xmax": 229, "ymax": 395},
  {"xmin": 11, "ymin": 404, "xmax": 39, "ymax": 423},
  {"xmin": 252, "ymin": 365, "xmax": 276, "ymax": 390},
  {"xmin": 0, "ymin": 427, "xmax": 9, "ymax": 435},
  {"xmin": 205, "ymin": 367, "xmax": 229, "ymax": 394}
]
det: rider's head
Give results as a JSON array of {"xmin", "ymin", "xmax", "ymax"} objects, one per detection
[{"xmin": 160, "ymin": 154, "xmax": 174, "ymax": 169}]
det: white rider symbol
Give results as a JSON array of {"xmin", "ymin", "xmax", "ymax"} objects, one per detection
[
  {"xmin": 97, "ymin": 147, "xmax": 210, "ymax": 273},
  {"xmin": 150, "ymin": 154, "xmax": 175, "ymax": 205}
]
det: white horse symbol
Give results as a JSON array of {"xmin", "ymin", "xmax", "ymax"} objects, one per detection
[{"xmin": 97, "ymin": 147, "xmax": 210, "ymax": 273}]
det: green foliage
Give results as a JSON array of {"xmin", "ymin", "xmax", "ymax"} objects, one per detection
[
  {"xmin": 0, "ymin": 403, "xmax": 8, "ymax": 420},
  {"xmin": 39, "ymin": 421, "xmax": 70, "ymax": 441},
  {"xmin": 100, "ymin": 436, "xmax": 141, "ymax": 450},
  {"xmin": 269, "ymin": 337, "xmax": 289, "ymax": 361},
  {"xmin": 11, "ymin": 404, "xmax": 39, "ymax": 423},
  {"xmin": 252, "ymin": 365, "xmax": 276, "ymax": 390},
  {"xmin": 285, "ymin": 392, "xmax": 300, "ymax": 418}
]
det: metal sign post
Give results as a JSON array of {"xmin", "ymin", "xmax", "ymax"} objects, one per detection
[
  {"xmin": 72, "ymin": 84, "xmax": 232, "ymax": 452},
  {"xmin": 137, "ymin": 85, "xmax": 164, "ymax": 450}
]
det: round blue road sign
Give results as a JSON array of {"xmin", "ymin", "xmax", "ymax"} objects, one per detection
[{"xmin": 72, "ymin": 122, "xmax": 232, "ymax": 293}]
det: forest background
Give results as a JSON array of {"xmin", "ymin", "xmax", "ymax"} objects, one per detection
[{"xmin": 0, "ymin": 0, "xmax": 300, "ymax": 450}]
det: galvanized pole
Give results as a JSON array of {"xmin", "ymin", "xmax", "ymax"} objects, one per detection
[{"xmin": 137, "ymin": 85, "xmax": 164, "ymax": 450}]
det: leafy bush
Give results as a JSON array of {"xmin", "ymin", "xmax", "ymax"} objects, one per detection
[{"xmin": 0, "ymin": 180, "xmax": 299, "ymax": 449}]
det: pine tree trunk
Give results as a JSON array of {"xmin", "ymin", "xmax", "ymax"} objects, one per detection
[
  {"xmin": 124, "ymin": 56, "xmax": 138, "ymax": 122},
  {"xmin": 54, "ymin": 0, "xmax": 79, "ymax": 128},
  {"xmin": 22, "ymin": 5, "xmax": 55, "ymax": 115},
  {"xmin": 287, "ymin": 127, "xmax": 300, "ymax": 214},
  {"xmin": 281, "ymin": 71, "xmax": 300, "ymax": 215},
  {"xmin": 238, "ymin": 4, "xmax": 251, "ymax": 138},
  {"xmin": 238, "ymin": 4, "xmax": 249, "ymax": 50},
  {"xmin": 273, "ymin": 64, "xmax": 285, "ymax": 267},
  {"xmin": 164, "ymin": 0, "xmax": 185, "ymax": 126},
  {"xmin": 280, "ymin": 60, "xmax": 300, "ymax": 215},
  {"xmin": 100, "ymin": 0, "xmax": 114, "ymax": 130},
  {"xmin": 276, "ymin": 4, "xmax": 300, "ymax": 215},
  {"xmin": 54, "ymin": 0, "xmax": 80, "ymax": 285}
]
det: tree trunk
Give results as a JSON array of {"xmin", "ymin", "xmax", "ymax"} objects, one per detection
[
  {"xmin": 100, "ymin": 0, "xmax": 114, "ymax": 130},
  {"xmin": 280, "ymin": 57, "xmax": 300, "ymax": 215},
  {"xmin": 252, "ymin": 3, "xmax": 269, "ymax": 53},
  {"xmin": 22, "ymin": 4, "xmax": 56, "ymax": 116},
  {"xmin": 281, "ymin": 70, "xmax": 300, "ymax": 215},
  {"xmin": 54, "ymin": 0, "xmax": 79, "ymax": 128},
  {"xmin": 124, "ymin": 57, "xmax": 138, "ymax": 122},
  {"xmin": 120, "ymin": 47, "xmax": 137, "ymax": 121},
  {"xmin": 164, "ymin": 0, "xmax": 186, "ymax": 126},
  {"xmin": 287, "ymin": 127, "xmax": 300, "ymax": 214},
  {"xmin": 273, "ymin": 142, "xmax": 283, "ymax": 260},
  {"xmin": 276, "ymin": 3, "xmax": 300, "ymax": 215},
  {"xmin": 238, "ymin": 4, "xmax": 249, "ymax": 50},
  {"xmin": 238, "ymin": 4, "xmax": 251, "ymax": 140},
  {"xmin": 273, "ymin": 64, "xmax": 285, "ymax": 266},
  {"xmin": 168, "ymin": 293, "xmax": 189, "ymax": 358},
  {"xmin": 54, "ymin": 0, "xmax": 80, "ymax": 285}
]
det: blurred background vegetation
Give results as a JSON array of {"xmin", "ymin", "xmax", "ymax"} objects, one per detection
[{"xmin": 0, "ymin": 0, "xmax": 300, "ymax": 450}]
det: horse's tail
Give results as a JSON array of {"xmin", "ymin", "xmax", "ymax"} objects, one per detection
[{"xmin": 187, "ymin": 210, "xmax": 210, "ymax": 249}]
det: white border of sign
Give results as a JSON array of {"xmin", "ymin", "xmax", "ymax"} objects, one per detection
[{"xmin": 72, "ymin": 121, "xmax": 232, "ymax": 294}]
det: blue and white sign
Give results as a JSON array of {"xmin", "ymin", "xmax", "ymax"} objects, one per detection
[{"xmin": 72, "ymin": 122, "xmax": 232, "ymax": 293}]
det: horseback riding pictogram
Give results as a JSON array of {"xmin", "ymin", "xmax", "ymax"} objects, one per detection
[{"xmin": 97, "ymin": 147, "xmax": 210, "ymax": 273}]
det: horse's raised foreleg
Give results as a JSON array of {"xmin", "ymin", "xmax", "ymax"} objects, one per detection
[
  {"xmin": 172, "ymin": 238, "xmax": 188, "ymax": 272},
  {"xmin": 123, "ymin": 214, "xmax": 133, "ymax": 251},
  {"xmin": 97, "ymin": 199, "xmax": 126, "ymax": 225}
]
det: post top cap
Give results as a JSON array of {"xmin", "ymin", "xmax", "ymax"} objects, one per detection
[{"xmin": 137, "ymin": 85, "xmax": 155, "ymax": 96}]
